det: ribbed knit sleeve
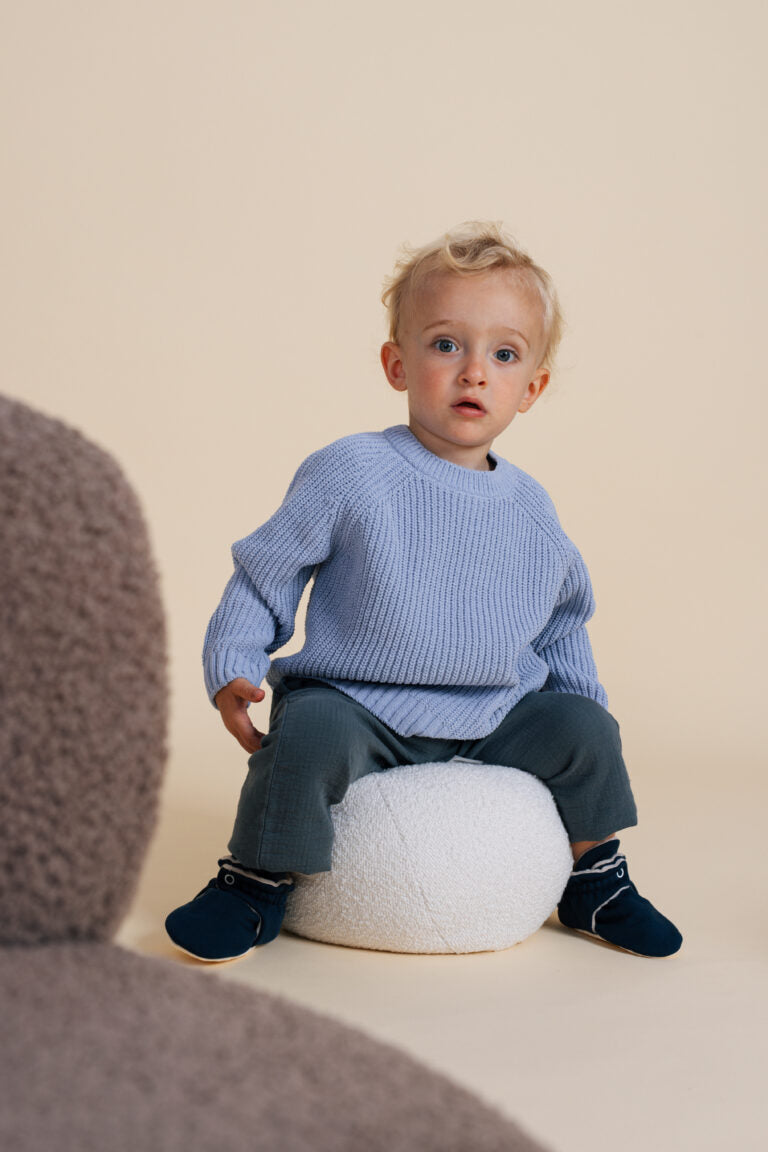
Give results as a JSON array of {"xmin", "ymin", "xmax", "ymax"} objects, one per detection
[
  {"xmin": 202, "ymin": 450, "xmax": 341, "ymax": 704},
  {"xmin": 533, "ymin": 549, "xmax": 608, "ymax": 707}
]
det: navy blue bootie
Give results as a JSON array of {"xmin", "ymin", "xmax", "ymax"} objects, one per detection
[
  {"xmin": 165, "ymin": 860, "xmax": 295, "ymax": 962},
  {"xmin": 557, "ymin": 839, "xmax": 682, "ymax": 957}
]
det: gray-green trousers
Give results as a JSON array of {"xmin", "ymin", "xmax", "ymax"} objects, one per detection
[{"xmin": 229, "ymin": 675, "xmax": 638, "ymax": 875}]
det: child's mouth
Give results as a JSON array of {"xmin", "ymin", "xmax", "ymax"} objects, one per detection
[{"xmin": 452, "ymin": 401, "xmax": 486, "ymax": 416}]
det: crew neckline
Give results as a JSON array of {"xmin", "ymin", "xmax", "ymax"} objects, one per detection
[{"xmin": 382, "ymin": 425, "xmax": 515, "ymax": 497}]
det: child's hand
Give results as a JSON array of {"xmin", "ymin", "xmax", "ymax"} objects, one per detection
[{"xmin": 214, "ymin": 678, "xmax": 266, "ymax": 754}]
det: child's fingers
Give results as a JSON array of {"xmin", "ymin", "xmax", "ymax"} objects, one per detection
[
  {"xmin": 228, "ymin": 708, "xmax": 265, "ymax": 754},
  {"xmin": 233, "ymin": 720, "xmax": 264, "ymax": 754},
  {"xmin": 229, "ymin": 678, "xmax": 265, "ymax": 705},
  {"xmin": 215, "ymin": 679, "xmax": 266, "ymax": 752},
  {"xmin": 215, "ymin": 679, "xmax": 265, "ymax": 710}
]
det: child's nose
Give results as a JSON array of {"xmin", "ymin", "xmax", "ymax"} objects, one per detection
[{"xmin": 460, "ymin": 356, "xmax": 487, "ymax": 386}]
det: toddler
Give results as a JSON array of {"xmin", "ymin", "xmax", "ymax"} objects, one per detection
[{"xmin": 166, "ymin": 222, "xmax": 682, "ymax": 962}]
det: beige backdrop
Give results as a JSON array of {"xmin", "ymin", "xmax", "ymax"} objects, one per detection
[
  {"xmin": 3, "ymin": 7, "xmax": 767, "ymax": 1149},
  {"xmin": 2, "ymin": 1, "xmax": 766, "ymax": 854}
]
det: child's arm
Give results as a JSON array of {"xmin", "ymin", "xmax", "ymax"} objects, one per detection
[
  {"xmin": 202, "ymin": 448, "xmax": 341, "ymax": 740},
  {"xmin": 533, "ymin": 549, "xmax": 609, "ymax": 707}
]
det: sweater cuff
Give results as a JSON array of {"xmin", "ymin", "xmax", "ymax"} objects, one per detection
[{"xmin": 204, "ymin": 649, "xmax": 269, "ymax": 707}]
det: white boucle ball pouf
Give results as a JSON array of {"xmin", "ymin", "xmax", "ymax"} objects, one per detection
[{"xmin": 283, "ymin": 758, "xmax": 573, "ymax": 954}]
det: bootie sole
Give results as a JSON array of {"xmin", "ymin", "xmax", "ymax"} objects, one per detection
[
  {"xmin": 166, "ymin": 934, "xmax": 259, "ymax": 964},
  {"xmin": 562, "ymin": 921, "xmax": 681, "ymax": 958}
]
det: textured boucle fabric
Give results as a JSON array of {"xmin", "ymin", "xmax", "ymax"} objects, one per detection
[
  {"xmin": 283, "ymin": 761, "xmax": 573, "ymax": 953},
  {"xmin": 0, "ymin": 397, "xmax": 556, "ymax": 1152},
  {"xmin": 203, "ymin": 423, "xmax": 607, "ymax": 738},
  {"xmin": 0, "ymin": 944, "xmax": 548, "ymax": 1152},
  {"xmin": 0, "ymin": 395, "xmax": 167, "ymax": 944}
]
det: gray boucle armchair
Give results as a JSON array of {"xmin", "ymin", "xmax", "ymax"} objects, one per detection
[{"xmin": 0, "ymin": 394, "xmax": 551, "ymax": 1152}]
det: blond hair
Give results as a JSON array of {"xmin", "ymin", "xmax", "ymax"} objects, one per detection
[{"xmin": 381, "ymin": 221, "xmax": 563, "ymax": 371}]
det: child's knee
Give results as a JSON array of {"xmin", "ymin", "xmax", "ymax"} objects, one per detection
[
  {"xmin": 547, "ymin": 692, "xmax": 622, "ymax": 755},
  {"xmin": 279, "ymin": 681, "xmax": 350, "ymax": 740},
  {"xmin": 274, "ymin": 679, "xmax": 385, "ymax": 769}
]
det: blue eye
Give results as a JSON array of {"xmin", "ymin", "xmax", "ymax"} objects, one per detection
[
  {"xmin": 435, "ymin": 338, "xmax": 457, "ymax": 353},
  {"xmin": 495, "ymin": 348, "xmax": 518, "ymax": 363}
]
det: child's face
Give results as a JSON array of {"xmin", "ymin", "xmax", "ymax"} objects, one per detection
[{"xmin": 381, "ymin": 270, "xmax": 550, "ymax": 470}]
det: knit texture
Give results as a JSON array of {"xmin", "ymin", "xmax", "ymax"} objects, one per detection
[
  {"xmin": 0, "ymin": 395, "xmax": 168, "ymax": 944},
  {"xmin": 203, "ymin": 424, "xmax": 607, "ymax": 738},
  {"xmin": 283, "ymin": 760, "xmax": 573, "ymax": 953}
]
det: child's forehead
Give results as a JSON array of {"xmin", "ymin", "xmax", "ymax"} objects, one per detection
[{"xmin": 406, "ymin": 268, "xmax": 545, "ymax": 329}]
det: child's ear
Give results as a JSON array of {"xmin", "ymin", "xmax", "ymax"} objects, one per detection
[
  {"xmin": 518, "ymin": 369, "xmax": 550, "ymax": 413},
  {"xmin": 381, "ymin": 342, "xmax": 407, "ymax": 393}
]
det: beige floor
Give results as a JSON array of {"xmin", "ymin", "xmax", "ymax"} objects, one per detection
[{"xmin": 118, "ymin": 745, "xmax": 767, "ymax": 1152}]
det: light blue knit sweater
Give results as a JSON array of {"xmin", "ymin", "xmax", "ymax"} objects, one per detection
[{"xmin": 203, "ymin": 424, "xmax": 608, "ymax": 739}]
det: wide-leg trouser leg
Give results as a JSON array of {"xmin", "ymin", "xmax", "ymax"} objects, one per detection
[
  {"xmin": 459, "ymin": 690, "xmax": 638, "ymax": 842},
  {"xmin": 228, "ymin": 676, "xmax": 461, "ymax": 875}
]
